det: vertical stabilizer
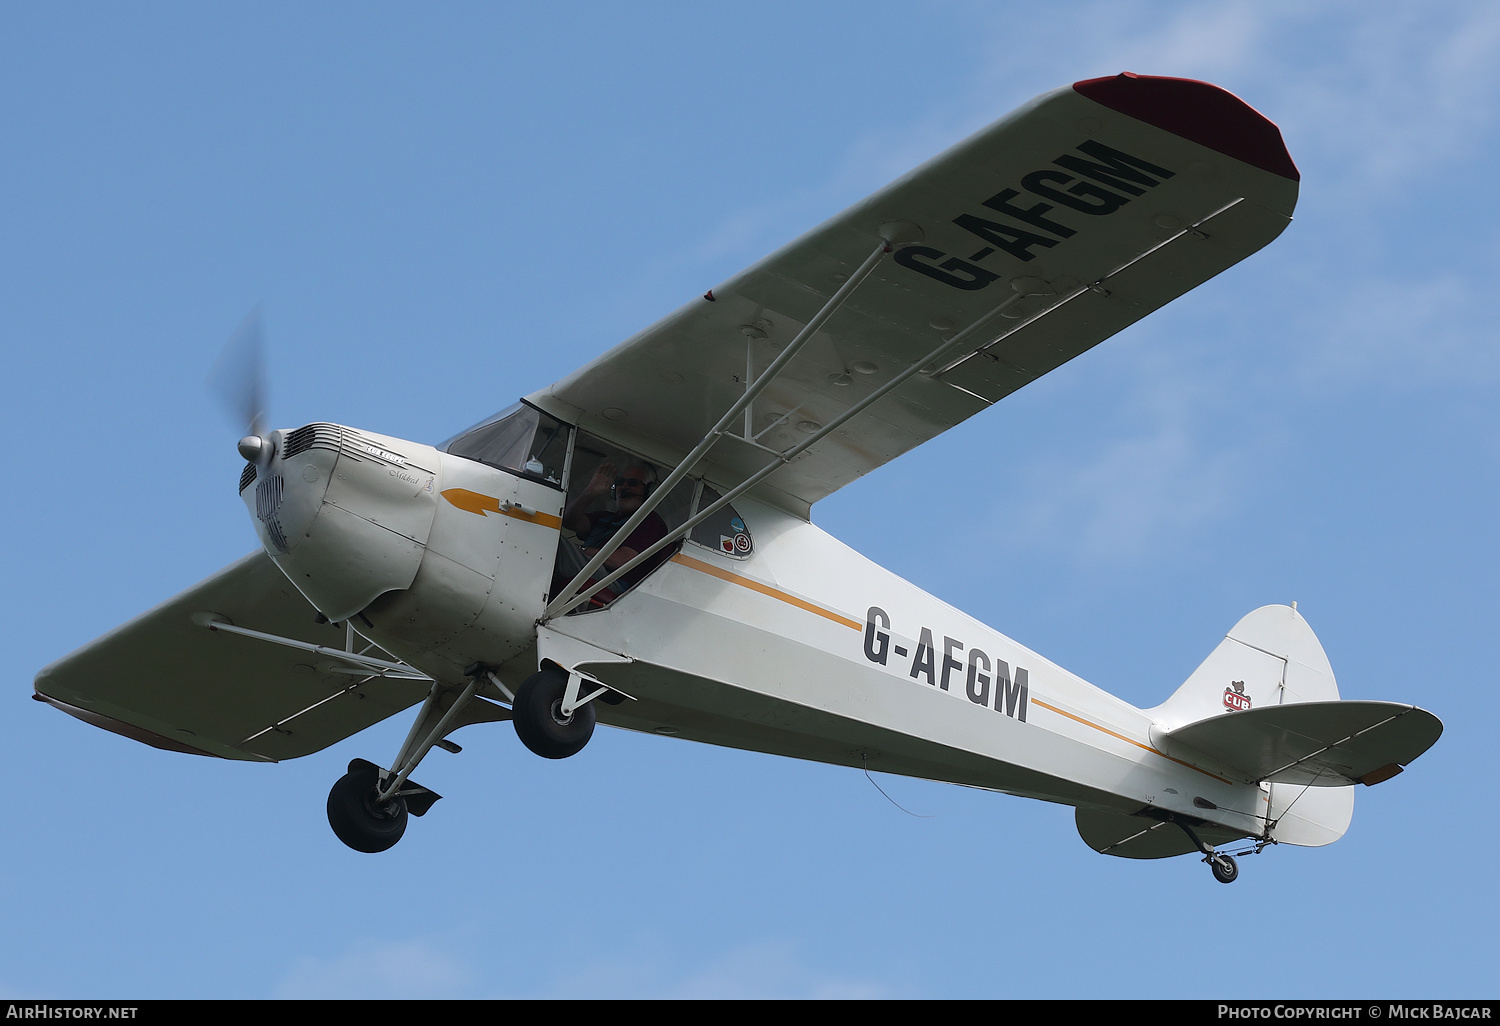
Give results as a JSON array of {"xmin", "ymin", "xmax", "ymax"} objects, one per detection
[
  {"xmin": 1147, "ymin": 604, "xmax": 1354, "ymax": 848},
  {"xmin": 1146, "ymin": 604, "xmax": 1339, "ymax": 730}
]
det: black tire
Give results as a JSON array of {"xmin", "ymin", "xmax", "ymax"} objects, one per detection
[
  {"xmin": 513, "ymin": 665, "xmax": 595, "ymax": 759},
  {"xmin": 1210, "ymin": 854, "xmax": 1239, "ymax": 884},
  {"xmin": 327, "ymin": 760, "xmax": 408, "ymax": 853}
]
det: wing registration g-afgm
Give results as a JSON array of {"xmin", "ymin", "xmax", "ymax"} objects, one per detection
[{"xmin": 36, "ymin": 74, "xmax": 1440, "ymax": 882}]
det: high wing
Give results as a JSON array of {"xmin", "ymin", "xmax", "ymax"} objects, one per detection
[
  {"xmin": 527, "ymin": 74, "xmax": 1299, "ymax": 516},
  {"xmin": 35, "ymin": 552, "xmax": 434, "ymax": 762}
]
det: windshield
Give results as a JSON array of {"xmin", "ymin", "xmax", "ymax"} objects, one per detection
[{"xmin": 442, "ymin": 403, "xmax": 570, "ymax": 488}]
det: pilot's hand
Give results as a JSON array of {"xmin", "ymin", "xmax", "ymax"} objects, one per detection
[{"xmin": 584, "ymin": 460, "xmax": 617, "ymax": 498}]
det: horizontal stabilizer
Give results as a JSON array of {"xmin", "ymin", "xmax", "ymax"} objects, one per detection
[{"xmin": 1158, "ymin": 701, "xmax": 1442, "ymax": 786}]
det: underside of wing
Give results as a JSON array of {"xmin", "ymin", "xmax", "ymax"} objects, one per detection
[
  {"xmin": 528, "ymin": 74, "xmax": 1300, "ymax": 516},
  {"xmin": 1157, "ymin": 701, "xmax": 1444, "ymax": 787},
  {"xmin": 34, "ymin": 552, "xmax": 431, "ymax": 762},
  {"xmin": 1075, "ymin": 806, "xmax": 1248, "ymax": 859}
]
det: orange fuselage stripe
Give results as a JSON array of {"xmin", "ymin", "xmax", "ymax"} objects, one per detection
[
  {"xmin": 669, "ymin": 552, "xmax": 862, "ymax": 631},
  {"xmin": 502, "ymin": 506, "xmax": 564, "ymax": 530},
  {"xmin": 1029, "ymin": 698, "xmax": 1233, "ymax": 784},
  {"xmin": 441, "ymin": 488, "xmax": 563, "ymax": 529}
]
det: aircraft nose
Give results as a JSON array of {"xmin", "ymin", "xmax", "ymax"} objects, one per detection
[
  {"xmin": 238, "ymin": 422, "xmax": 440, "ymax": 621},
  {"xmin": 238, "ymin": 427, "xmax": 331, "ymax": 556}
]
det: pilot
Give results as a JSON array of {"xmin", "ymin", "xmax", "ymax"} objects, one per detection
[{"xmin": 558, "ymin": 459, "xmax": 671, "ymax": 599}]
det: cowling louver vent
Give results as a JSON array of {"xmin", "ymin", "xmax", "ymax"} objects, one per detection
[
  {"xmin": 283, "ymin": 423, "xmax": 343, "ymax": 460},
  {"xmin": 239, "ymin": 462, "xmax": 256, "ymax": 493},
  {"xmin": 255, "ymin": 473, "xmax": 288, "ymax": 552}
]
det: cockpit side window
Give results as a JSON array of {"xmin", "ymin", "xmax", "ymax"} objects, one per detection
[
  {"xmin": 689, "ymin": 483, "xmax": 754, "ymax": 558},
  {"xmin": 553, "ymin": 434, "xmax": 692, "ymax": 612},
  {"xmin": 442, "ymin": 402, "xmax": 570, "ymax": 488}
]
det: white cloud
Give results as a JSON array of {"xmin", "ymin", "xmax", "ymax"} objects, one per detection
[
  {"xmin": 663, "ymin": 941, "xmax": 889, "ymax": 1000},
  {"xmin": 539, "ymin": 936, "xmax": 890, "ymax": 999},
  {"xmin": 959, "ymin": 1, "xmax": 1500, "ymax": 199},
  {"xmin": 949, "ymin": 336, "xmax": 1304, "ymax": 573},
  {"xmin": 1274, "ymin": 5, "xmax": 1500, "ymax": 194},
  {"xmin": 1292, "ymin": 272, "xmax": 1500, "ymax": 392},
  {"xmin": 659, "ymin": 1, "xmax": 1500, "ymax": 291},
  {"xmin": 275, "ymin": 939, "xmax": 470, "ymax": 999},
  {"xmin": 1011, "ymin": 424, "xmax": 1247, "ymax": 565}
]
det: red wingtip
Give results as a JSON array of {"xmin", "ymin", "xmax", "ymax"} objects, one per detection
[{"xmin": 1073, "ymin": 73, "xmax": 1299, "ymax": 181}]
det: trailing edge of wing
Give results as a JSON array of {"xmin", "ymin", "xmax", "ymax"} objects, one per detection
[{"xmin": 527, "ymin": 74, "xmax": 1299, "ymax": 516}]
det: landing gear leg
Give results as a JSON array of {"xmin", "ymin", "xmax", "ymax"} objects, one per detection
[
  {"xmin": 1169, "ymin": 814, "xmax": 1242, "ymax": 885},
  {"xmin": 326, "ymin": 667, "xmax": 509, "ymax": 853}
]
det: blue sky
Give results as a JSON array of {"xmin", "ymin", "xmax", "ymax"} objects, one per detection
[{"xmin": 3, "ymin": 1, "xmax": 1496, "ymax": 998}]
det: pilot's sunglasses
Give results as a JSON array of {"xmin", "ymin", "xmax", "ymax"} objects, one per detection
[{"xmin": 615, "ymin": 477, "xmax": 649, "ymax": 489}]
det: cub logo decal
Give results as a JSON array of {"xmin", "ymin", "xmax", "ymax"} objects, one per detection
[{"xmin": 1223, "ymin": 680, "xmax": 1252, "ymax": 712}]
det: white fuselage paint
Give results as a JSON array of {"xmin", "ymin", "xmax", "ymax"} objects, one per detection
[{"xmin": 247, "ymin": 422, "xmax": 1268, "ymax": 842}]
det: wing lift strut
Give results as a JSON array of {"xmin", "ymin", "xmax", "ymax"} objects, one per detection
[{"xmin": 541, "ymin": 200, "xmax": 1245, "ymax": 624}]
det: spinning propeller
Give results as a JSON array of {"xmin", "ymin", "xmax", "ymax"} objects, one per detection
[{"xmin": 209, "ymin": 305, "xmax": 272, "ymax": 464}]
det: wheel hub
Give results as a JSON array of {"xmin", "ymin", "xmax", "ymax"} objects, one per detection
[{"xmin": 362, "ymin": 788, "xmax": 401, "ymax": 820}]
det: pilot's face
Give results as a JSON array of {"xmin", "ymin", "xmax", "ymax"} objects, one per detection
[{"xmin": 616, "ymin": 466, "xmax": 651, "ymax": 509}]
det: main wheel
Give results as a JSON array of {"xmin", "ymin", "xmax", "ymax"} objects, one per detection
[
  {"xmin": 1210, "ymin": 853, "xmax": 1239, "ymax": 884},
  {"xmin": 327, "ymin": 759, "xmax": 408, "ymax": 853},
  {"xmin": 513, "ymin": 665, "xmax": 596, "ymax": 759}
]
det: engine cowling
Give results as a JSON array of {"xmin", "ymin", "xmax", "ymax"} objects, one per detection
[{"xmin": 239, "ymin": 423, "xmax": 439, "ymax": 623}]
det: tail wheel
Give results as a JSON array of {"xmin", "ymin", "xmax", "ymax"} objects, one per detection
[
  {"xmin": 327, "ymin": 759, "xmax": 408, "ymax": 853},
  {"xmin": 513, "ymin": 665, "xmax": 596, "ymax": 759},
  {"xmin": 1210, "ymin": 853, "xmax": 1239, "ymax": 884}
]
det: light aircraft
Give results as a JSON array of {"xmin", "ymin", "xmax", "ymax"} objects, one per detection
[{"xmin": 35, "ymin": 74, "xmax": 1442, "ymax": 881}]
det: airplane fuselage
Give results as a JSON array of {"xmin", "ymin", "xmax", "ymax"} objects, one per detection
[{"xmin": 243, "ymin": 419, "xmax": 1271, "ymax": 844}]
